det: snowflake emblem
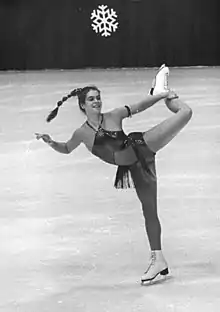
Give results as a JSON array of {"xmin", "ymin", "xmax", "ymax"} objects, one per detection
[{"xmin": 91, "ymin": 5, "xmax": 119, "ymax": 37}]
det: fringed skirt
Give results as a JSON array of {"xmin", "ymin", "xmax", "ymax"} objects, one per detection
[{"xmin": 114, "ymin": 132, "xmax": 157, "ymax": 190}]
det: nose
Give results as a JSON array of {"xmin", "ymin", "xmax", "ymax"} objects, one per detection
[{"xmin": 93, "ymin": 99, "xmax": 101, "ymax": 105}]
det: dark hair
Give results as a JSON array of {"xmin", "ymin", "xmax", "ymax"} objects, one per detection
[{"xmin": 46, "ymin": 85, "xmax": 100, "ymax": 122}]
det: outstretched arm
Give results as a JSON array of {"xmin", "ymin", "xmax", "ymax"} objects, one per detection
[
  {"xmin": 111, "ymin": 91, "xmax": 169, "ymax": 119},
  {"xmin": 49, "ymin": 141, "xmax": 70, "ymax": 154},
  {"xmin": 35, "ymin": 128, "xmax": 82, "ymax": 154}
]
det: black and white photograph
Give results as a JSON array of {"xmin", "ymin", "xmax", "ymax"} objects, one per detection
[{"xmin": 0, "ymin": 0, "xmax": 219, "ymax": 311}]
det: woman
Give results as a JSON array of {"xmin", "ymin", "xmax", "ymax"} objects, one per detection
[{"xmin": 36, "ymin": 65, "xmax": 192, "ymax": 284}]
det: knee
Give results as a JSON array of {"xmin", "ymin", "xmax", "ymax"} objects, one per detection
[
  {"xmin": 181, "ymin": 106, "xmax": 193, "ymax": 124},
  {"xmin": 185, "ymin": 107, "xmax": 193, "ymax": 120},
  {"xmin": 186, "ymin": 107, "xmax": 193, "ymax": 123}
]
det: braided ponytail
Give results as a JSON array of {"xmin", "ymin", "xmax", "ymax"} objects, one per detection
[{"xmin": 46, "ymin": 88, "xmax": 82, "ymax": 122}]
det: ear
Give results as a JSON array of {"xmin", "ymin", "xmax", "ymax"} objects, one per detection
[{"xmin": 80, "ymin": 103, "xmax": 86, "ymax": 113}]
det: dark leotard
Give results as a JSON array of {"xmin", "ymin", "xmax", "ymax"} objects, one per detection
[{"xmin": 86, "ymin": 114, "xmax": 156, "ymax": 189}]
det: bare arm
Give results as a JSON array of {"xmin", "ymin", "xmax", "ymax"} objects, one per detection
[
  {"xmin": 35, "ymin": 128, "xmax": 82, "ymax": 154},
  {"xmin": 49, "ymin": 141, "xmax": 69, "ymax": 154},
  {"xmin": 66, "ymin": 128, "xmax": 82, "ymax": 153},
  {"xmin": 110, "ymin": 92, "xmax": 169, "ymax": 120}
]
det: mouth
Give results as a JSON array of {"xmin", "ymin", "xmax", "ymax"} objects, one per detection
[{"xmin": 93, "ymin": 103, "xmax": 101, "ymax": 109}]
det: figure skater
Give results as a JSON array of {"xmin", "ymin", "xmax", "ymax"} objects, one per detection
[{"xmin": 36, "ymin": 65, "xmax": 192, "ymax": 284}]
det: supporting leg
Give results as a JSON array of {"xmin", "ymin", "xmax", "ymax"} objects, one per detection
[
  {"xmin": 130, "ymin": 159, "xmax": 161, "ymax": 251},
  {"xmin": 134, "ymin": 179, "xmax": 169, "ymax": 283},
  {"xmin": 135, "ymin": 180, "xmax": 161, "ymax": 250}
]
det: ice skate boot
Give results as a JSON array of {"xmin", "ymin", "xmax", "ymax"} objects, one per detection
[
  {"xmin": 149, "ymin": 64, "xmax": 168, "ymax": 95},
  {"xmin": 141, "ymin": 250, "xmax": 169, "ymax": 284},
  {"xmin": 149, "ymin": 64, "xmax": 178, "ymax": 100}
]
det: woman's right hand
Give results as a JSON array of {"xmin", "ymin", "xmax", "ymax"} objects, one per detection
[
  {"xmin": 160, "ymin": 91, "xmax": 170, "ymax": 98},
  {"xmin": 35, "ymin": 133, "xmax": 53, "ymax": 144},
  {"xmin": 167, "ymin": 90, "xmax": 179, "ymax": 100}
]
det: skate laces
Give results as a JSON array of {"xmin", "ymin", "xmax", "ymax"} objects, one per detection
[
  {"xmin": 150, "ymin": 251, "xmax": 156, "ymax": 264},
  {"xmin": 164, "ymin": 73, "xmax": 169, "ymax": 90},
  {"xmin": 144, "ymin": 252, "xmax": 156, "ymax": 273}
]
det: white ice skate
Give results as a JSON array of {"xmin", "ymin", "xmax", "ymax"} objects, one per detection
[
  {"xmin": 141, "ymin": 250, "xmax": 169, "ymax": 284},
  {"xmin": 149, "ymin": 64, "xmax": 178, "ymax": 100}
]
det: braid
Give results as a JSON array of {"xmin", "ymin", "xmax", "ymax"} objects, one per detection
[
  {"xmin": 46, "ymin": 88, "xmax": 82, "ymax": 122},
  {"xmin": 70, "ymin": 88, "xmax": 82, "ymax": 97}
]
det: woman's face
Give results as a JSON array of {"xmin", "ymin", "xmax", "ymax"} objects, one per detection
[{"xmin": 83, "ymin": 89, "xmax": 102, "ymax": 115}]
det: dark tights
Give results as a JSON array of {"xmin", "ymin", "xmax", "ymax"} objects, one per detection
[{"xmin": 130, "ymin": 162, "xmax": 161, "ymax": 250}]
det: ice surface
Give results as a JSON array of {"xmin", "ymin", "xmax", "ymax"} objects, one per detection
[{"xmin": 0, "ymin": 67, "xmax": 220, "ymax": 311}]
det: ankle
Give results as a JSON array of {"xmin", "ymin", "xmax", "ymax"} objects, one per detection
[{"xmin": 151, "ymin": 250, "xmax": 167, "ymax": 261}]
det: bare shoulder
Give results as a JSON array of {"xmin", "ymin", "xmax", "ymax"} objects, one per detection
[
  {"xmin": 108, "ymin": 106, "xmax": 130, "ymax": 121},
  {"xmin": 69, "ymin": 126, "xmax": 83, "ymax": 141},
  {"xmin": 66, "ymin": 126, "xmax": 85, "ymax": 153},
  {"xmin": 79, "ymin": 122, "xmax": 95, "ymax": 142},
  {"xmin": 103, "ymin": 110, "xmax": 121, "ymax": 122},
  {"xmin": 107, "ymin": 108, "xmax": 121, "ymax": 118},
  {"xmin": 79, "ymin": 122, "xmax": 89, "ymax": 136},
  {"xmin": 74, "ymin": 124, "xmax": 88, "ymax": 142},
  {"xmin": 67, "ymin": 127, "xmax": 84, "ymax": 142},
  {"xmin": 79, "ymin": 122, "xmax": 97, "ymax": 151},
  {"xmin": 101, "ymin": 111, "xmax": 123, "ymax": 130},
  {"xmin": 75, "ymin": 125, "xmax": 85, "ymax": 135}
]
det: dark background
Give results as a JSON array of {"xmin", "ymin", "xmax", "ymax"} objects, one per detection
[{"xmin": 0, "ymin": 0, "xmax": 219, "ymax": 70}]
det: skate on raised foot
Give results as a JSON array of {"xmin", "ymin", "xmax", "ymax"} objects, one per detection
[
  {"xmin": 141, "ymin": 250, "xmax": 169, "ymax": 284},
  {"xmin": 149, "ymin": 64, "xmax": 169, "ymax": 95},
  {"xmin": 149, "ymin": 64, "xmax": 178, "ymax": 100}
]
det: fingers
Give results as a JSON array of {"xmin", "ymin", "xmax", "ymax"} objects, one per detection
[
  {"xmin": 35, "ymin": 133, "xmax": 43, "ymax": 140},
  {"xmin": 35, "ymin": 133, "xmax": 49, "ymax": 141},
  {"xmin": 167, "ymin": 90, "xmax": 179, "ymax": 100}
]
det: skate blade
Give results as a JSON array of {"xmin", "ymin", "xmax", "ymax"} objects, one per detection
[
  {"xmin": 141, "ymin": 276, "xmax": 171, "ymax": 286},
  {"xmin": 141, "ymin": 268, "xmax": 169, "ymax": 285}
]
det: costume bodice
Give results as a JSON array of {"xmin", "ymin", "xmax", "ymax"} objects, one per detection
[
  {"xmin": 85, "ymin": 114, "xmax": 156, "ymax": 189},
  {"xmin": 86, "ymin": 115, "xmax": 137, "ymax": 166}
]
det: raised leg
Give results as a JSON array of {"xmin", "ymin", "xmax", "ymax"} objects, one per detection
[
  {"xmin": 145, "ymin": 64, "xmax": 193, "ymax": 153},
  {"xmin": 143, "ymin": 97, "xmax": 192, "ymax": 153}
]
